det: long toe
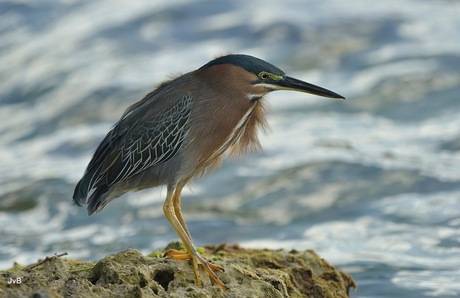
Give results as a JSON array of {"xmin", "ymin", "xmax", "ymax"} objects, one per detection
[
  {"xmin": 194, "ymin": 253, "xmax": 229, "ymax": 290},
  {"xmin": 164, "ymin": 249, "xmax": 192, "ymax": 260}
]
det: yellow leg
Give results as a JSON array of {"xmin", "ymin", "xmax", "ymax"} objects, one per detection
[
  {"xmin": 163, "ymin": 185, "xmax": 228, "ymax": 290},
  {"xmin": 172, "ymin": 182, "xmax": 192, "ymax": 240}
]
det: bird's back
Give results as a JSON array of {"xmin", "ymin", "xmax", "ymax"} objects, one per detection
[{"xmin": 73, "ymin": 73, "xmax": 196, "ymax": 214}]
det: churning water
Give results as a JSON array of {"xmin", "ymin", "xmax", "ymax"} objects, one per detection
[{"xmin": 1, "ymin": 1, "xmax": 460, "ymax": 297}]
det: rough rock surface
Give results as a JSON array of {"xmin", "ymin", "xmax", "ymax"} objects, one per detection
[{"xmin": 0, "ymin": 243, "xmax": 356, "ymax": 298}]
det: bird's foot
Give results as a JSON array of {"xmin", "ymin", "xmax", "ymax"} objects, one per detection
[{"xmin": 164, "ymin": 249, "xmax": 228, "ymax": 290}]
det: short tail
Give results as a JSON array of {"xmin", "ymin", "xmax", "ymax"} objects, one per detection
[{"xmin": 73, "ymin": 178, "xmax": 110, "ymax": 215}]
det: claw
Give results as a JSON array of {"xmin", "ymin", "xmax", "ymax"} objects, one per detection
[{"xmin": 164, "ymin": 249, "xmax": 228, "ymax": 290}]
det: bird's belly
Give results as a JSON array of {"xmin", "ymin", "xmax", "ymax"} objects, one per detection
[{"xmin": 176, "ymin": 122, "xmax": 249, "ymax": 183}]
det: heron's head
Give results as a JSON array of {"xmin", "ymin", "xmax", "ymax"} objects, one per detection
[{"xmin": 199, "ymin": 54, "xmax": 345, "ymax": 102}]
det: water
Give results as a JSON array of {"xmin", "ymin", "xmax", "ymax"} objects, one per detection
[{"xmin": 1, "ymin": 0, "xmax": 460, "ymax": 297}]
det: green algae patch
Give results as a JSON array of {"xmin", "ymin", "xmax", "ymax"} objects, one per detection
[{"xmin": 0, "ymin": 243, "xmax": 356, "ymax": 298}]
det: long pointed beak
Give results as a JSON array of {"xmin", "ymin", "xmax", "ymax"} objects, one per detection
[{"xmin": 275, "ymin": 76, "xmax": 345, "ymax": 99}]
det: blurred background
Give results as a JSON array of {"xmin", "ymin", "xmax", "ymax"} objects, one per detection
[{"xmin": 1, "ymin": 0, "xmax": 459, "ymax": 297}]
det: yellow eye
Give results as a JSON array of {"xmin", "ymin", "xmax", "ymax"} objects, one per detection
[{"xmin": 259, "ymin": 72, "xmax": 270, "ymax": 80}]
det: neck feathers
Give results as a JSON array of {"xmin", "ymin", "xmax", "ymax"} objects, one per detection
[{"xmin": 228, "ymin": 100, "xmax": 270, "ymax": 157}]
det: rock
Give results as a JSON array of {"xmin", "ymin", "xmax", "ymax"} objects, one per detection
[{"xmin": 0, "ymin": 243, "xmax": 356, "ymax": 297}]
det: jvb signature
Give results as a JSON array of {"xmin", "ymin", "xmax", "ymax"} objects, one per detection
[{"xmin": 7, "ymin": 277, "xmax": 21, "ymax": 284}]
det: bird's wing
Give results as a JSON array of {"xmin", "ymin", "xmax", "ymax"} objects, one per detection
[
  {"xmin": 103, "ymin": 93, "xmax": 193, "ymax": 186},
  {"xmin": 74, "ymin": 93, "xmax": 193, "ymax": 203}
]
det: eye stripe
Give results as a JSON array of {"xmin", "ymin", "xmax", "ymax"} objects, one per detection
[
  {"xmin": 258, "ymin": 71, "xmax": 283, "ymax": 81},
  {"xmin": 252, "ymin": 83, "xmax": 279, "ymax": 91}
]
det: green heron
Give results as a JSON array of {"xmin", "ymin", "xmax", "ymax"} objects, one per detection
[{"xmin": 73, "ymin": 54, "xmax": 344, "ymax": 290}]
